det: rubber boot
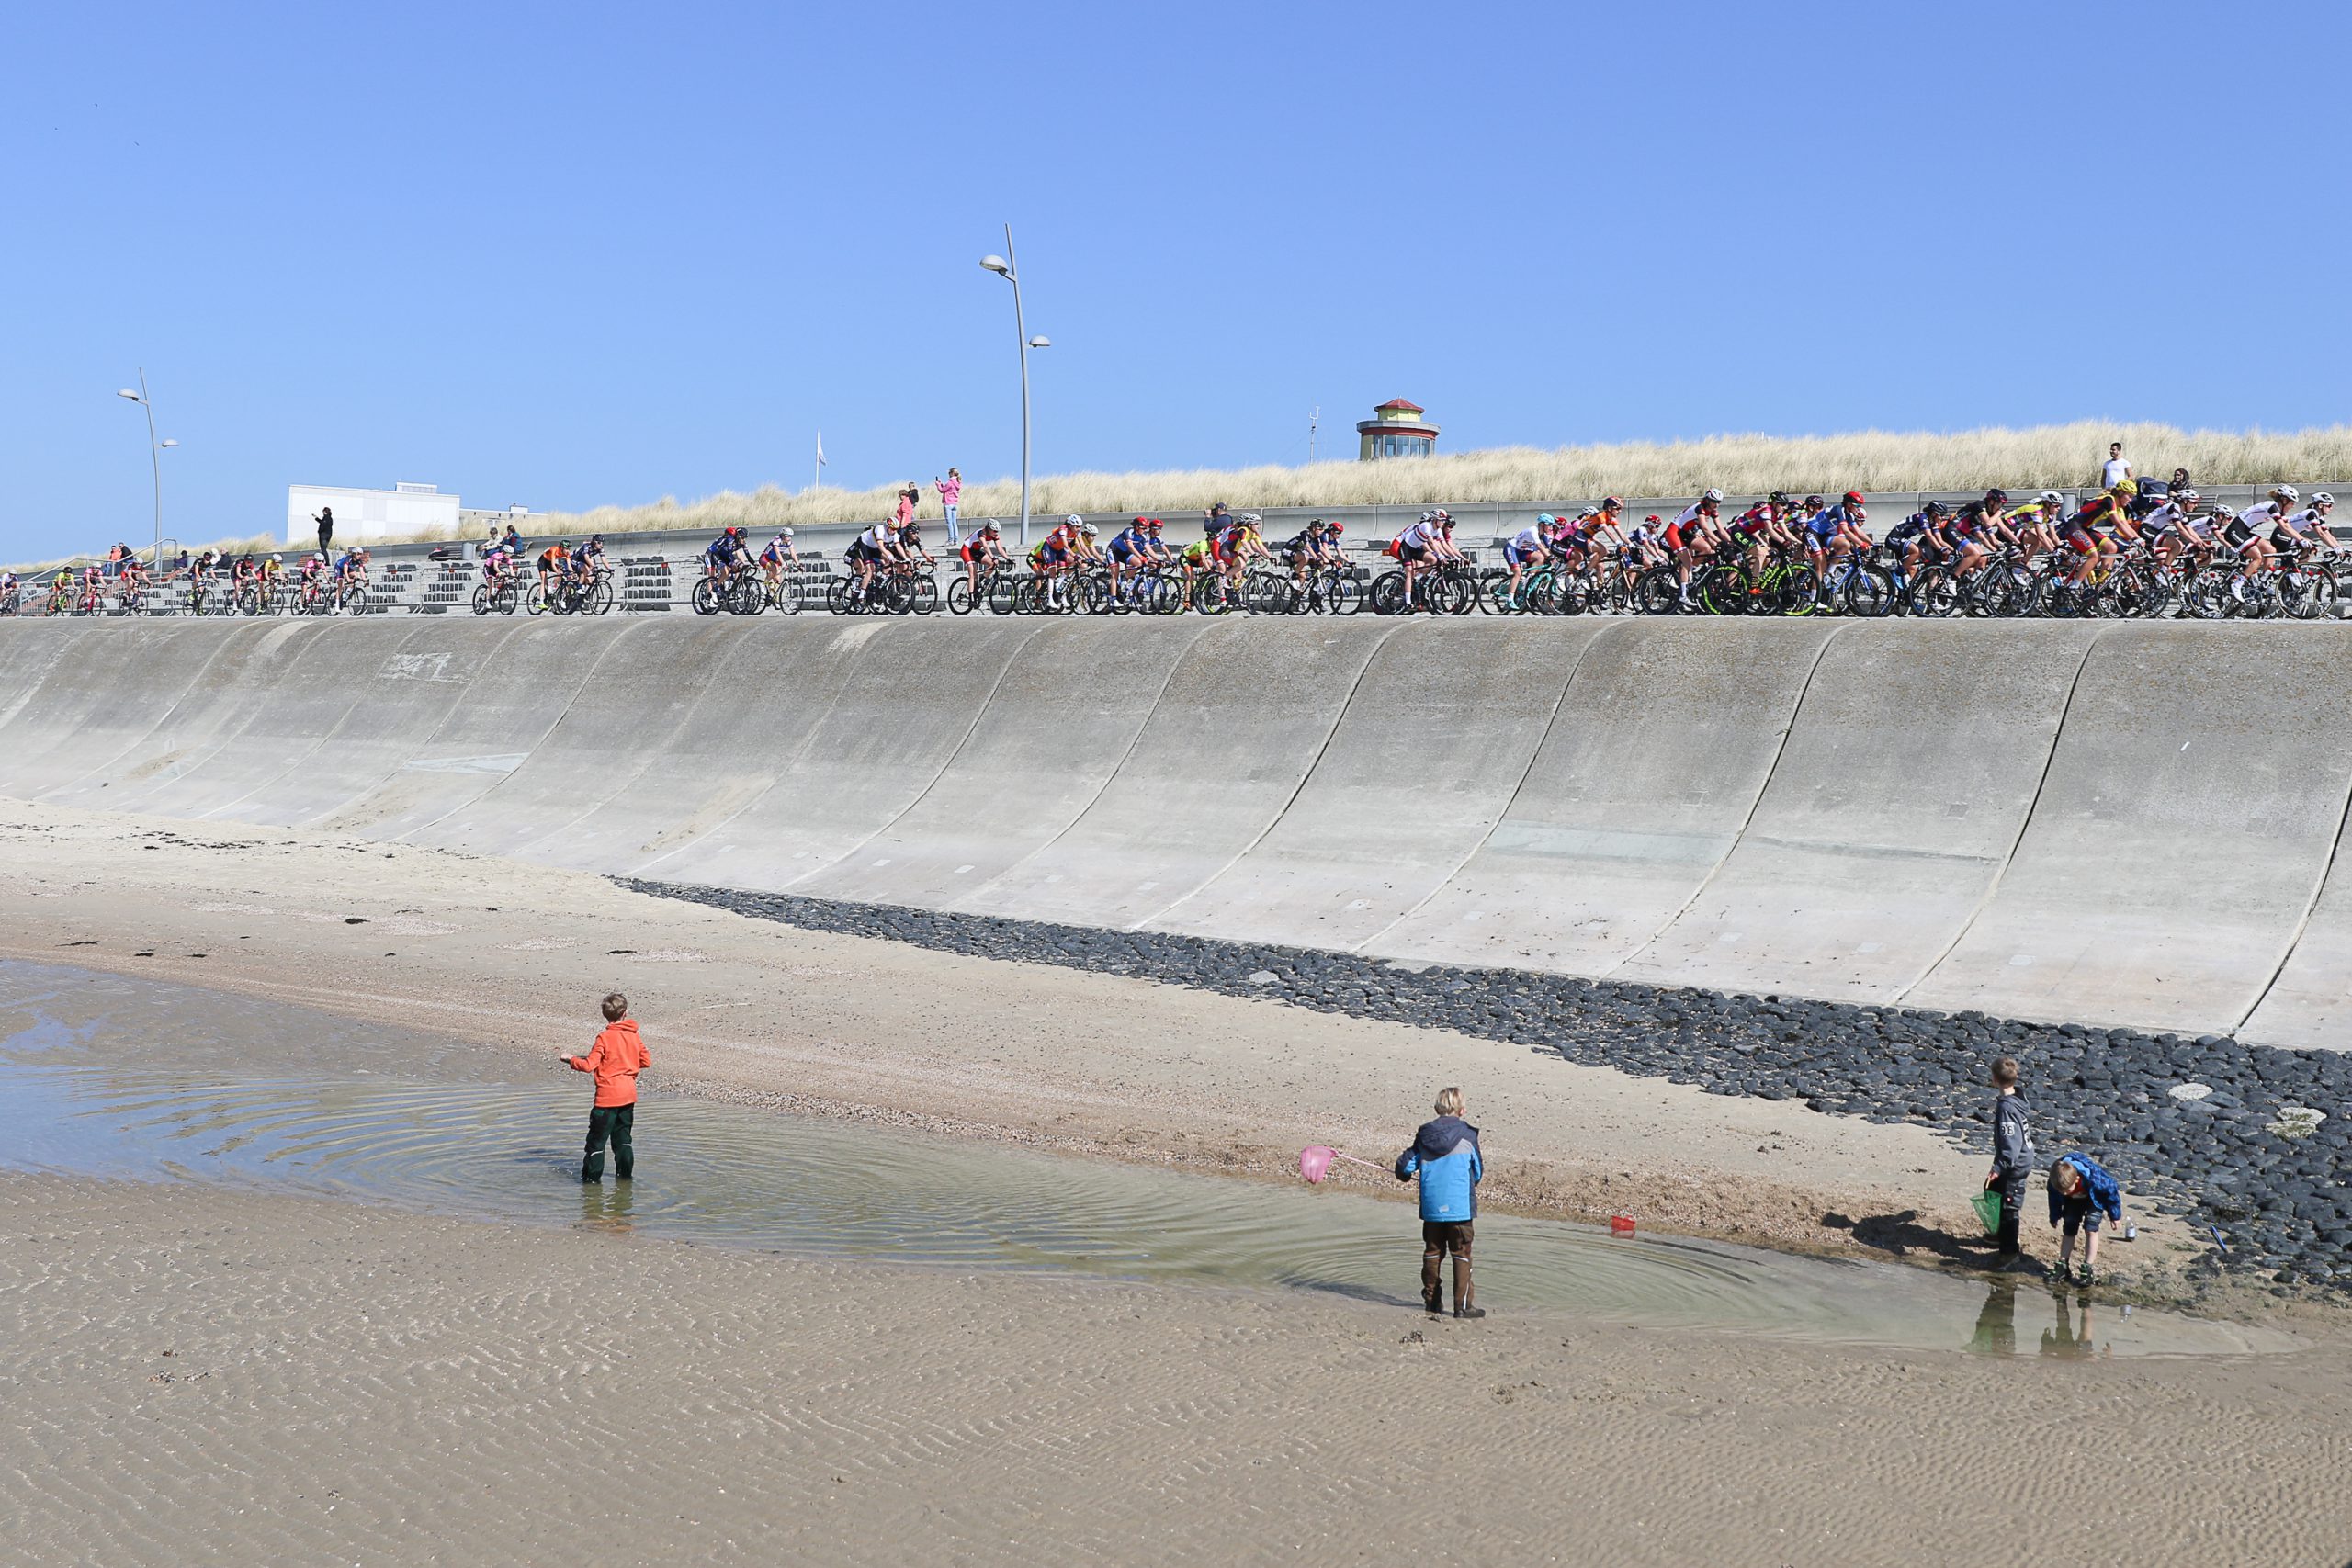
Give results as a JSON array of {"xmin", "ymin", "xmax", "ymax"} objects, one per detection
[
  {"xmin": 1453, "ymin": 1256, "xmax": 1485, "ymax": 1320},
  {"xmin": 1420, "ymin": 1245, "xmax": 1444, "ymax": 1314}
]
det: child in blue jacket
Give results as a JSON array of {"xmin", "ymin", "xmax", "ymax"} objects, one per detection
[
  {"xmin": 1396, "ymin": 1086, "xmax": 1485, "ymax": 1319},
  {"xmin": 2047, "ymin": 1152, "xmax": 2125, "ymax": 1287}
]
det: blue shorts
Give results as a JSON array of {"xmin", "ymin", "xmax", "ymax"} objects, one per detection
[
  {"xmin": 1111, "ymin": 541, "xmax": 1139, "ymax": 562},
  {"xmin": 1503, "ymin": 543, "xmax": 1543, "ymax": 567}
]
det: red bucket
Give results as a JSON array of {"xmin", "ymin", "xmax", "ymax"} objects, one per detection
[{"xmin": 1609, "ymin": 1214, "xmax": 1636, "ymax": 1236}]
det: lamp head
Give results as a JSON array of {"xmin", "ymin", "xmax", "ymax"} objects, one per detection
[
  {"xmin": 159, "ymin": 438, "xmax": 179, "ymax": 448},
  {"xmin": 1027, "ymin": 335, "xmax": 1051, "ymax": 348},
  {"xmin": 117, "ymin": 389, "xmax": 142, "ymax": 401},
  {"xmin": 979, "ymin": 254, "xmax": 1012, "ymax": 276}
]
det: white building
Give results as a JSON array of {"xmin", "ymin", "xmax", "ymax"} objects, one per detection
[{"xmin": 286, "ymin": 481, "xmax": 462, "ymax": 546}]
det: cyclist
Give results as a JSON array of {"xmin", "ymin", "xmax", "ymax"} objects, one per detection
[
  {"xmin": 334, "ymin": 547, "xmax": 370, "ymax": 604},
  {"xmin": 189, "ymin": 548, "xmax": 220, "ymax": 597},
  {"xmin": 2279, "ymin": 491, "xmax": 2339, "ymax": 554},
  {"xmin": 2003, "ymin": 491, "xmax": 2064, "ymax": 557},
  {"xmin": 481, "ymin": 534, "xmax": 517, "ymax": 596},
  {"xmin": 1278, "ymin": 518, "xmax": 1331, "ymax": 592},
  {"xmin": 572, "ymin": 534, "xmax": 611, "ymax": 586},
  {"xmin": 1941, "ymin": 490, "xmax": 2009, "ymax": 581},
  {"xmin": 1393, "ymin": 508, "xmax": 1465, "ymax": 610},
  {"xmin": 0, "ymin": 570, "xmax": 17, "ymax": 615},
  {"xmin": 1023, "ymin": 515, "xmax": 1083, "ymax": 608},
  {"xmin": 1883, "ymin": 501, "xmax": 1946, "ymax": 583},
  {"xmin": 1209, "ymin": 512, "xmax": 1266, "ymax": 597},
  {"xmin": 1664, "ymin": 488, "xmax": 1725, "ymax": 608},
  {"xmin": 2059, "ymin": 487, "xmax": 2129, "ymax": 587},
  {"xmin": 1801, "ymin": 491, "xmax": 1867, "ymax": 575},
  {"xmin": 1109, "ymin": 516, "xmax": 1154, "ymax": 601},
  {"xmin": 2136, "ymin": 488, "xmax": 2200, "ymax": 567},
  {"xmin": 2223, "ymin": 486, "xmax": 2300, "ymax": 594},
  {"xmin": 849, "ymin": 517, "xmax": 907, "ymax": 604},
  {"xmin": 1727, "ymin": 495, "xmax": 1795, "ymax": 592},
  {"xmin": 1500, "ymin": 515, "xmax": 1556, "ymax": 606},
  {"xmin": 959, "ymin": 519, "xmax": 1008, "ymax": 600},
  {"xmin": 537, "ymin": 539, "xmax": 571, "ymax": 596},
  {"xmin": 48, "ymin": 565, "xmax": 74, "ymax": 614},
  {"xmin": 1577, "ymin": 497, "xmax": 1631, "ymax": 565},
  {"xmin": 755, "ymin": 530, "xmax": 795, "ymax": 593}
]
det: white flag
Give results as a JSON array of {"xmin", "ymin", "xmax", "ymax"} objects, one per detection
[{"xmin": 815, "ymin": 433, "xmax": 827, "ymax": 468}]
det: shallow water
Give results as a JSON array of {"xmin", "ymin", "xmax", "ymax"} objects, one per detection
[{"xmin": 0, "ymin": 962, "xmax": 2295, "ymax": 1358}]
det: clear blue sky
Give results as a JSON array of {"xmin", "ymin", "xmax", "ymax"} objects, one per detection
[{"xmin": 5, "ymin": 0, "xmax": 2346, "ymax": 558}]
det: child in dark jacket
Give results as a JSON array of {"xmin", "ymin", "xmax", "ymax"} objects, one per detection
[
  {"xmin": 2048, "ymin": 1153, "xmax": 2125, "ymax": 1287},
  {"xmin": 1396, "ymin": 1086, "xmax": 1485, "ymax": 1320},
  {"xmin": 1984, "ymin": 1056, "xmax": 2036, "ymax": 1271}
]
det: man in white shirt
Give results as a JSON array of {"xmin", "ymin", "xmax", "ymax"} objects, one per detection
[{"xmin": 2099, "ymin": 442, "xmax": 2134, "ymax": 492}]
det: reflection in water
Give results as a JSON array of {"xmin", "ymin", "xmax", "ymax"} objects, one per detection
[
  {"xmin": 581, "ymin": 1180, "xmax": 637, "ymax": 1232},
  {"xmin": 0, "ymin": 961, "xmax": 2301, "ymax": 1360},
  {"xmin": 1970, "ymin": 1281, "xmax": 2018, "ymax": 1358},
  {"xmin": 2041, "ymin": 1284, "xmax": 2112, "ymax": 1361}
]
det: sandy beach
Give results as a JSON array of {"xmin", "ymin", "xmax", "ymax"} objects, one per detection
[
  {"xmin": 0, "ymin": 795, "xmax": 2173, "ymax": 1271},
  {"xmin": 6, "ymin": 796, "xmax": 2350, "ymax": 1566}
]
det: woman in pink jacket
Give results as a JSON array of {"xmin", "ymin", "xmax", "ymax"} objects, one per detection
[{"xmin": 934, "ymin": 468, "xmax": 963, "ymax": 544}]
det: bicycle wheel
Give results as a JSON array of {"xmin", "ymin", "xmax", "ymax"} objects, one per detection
[
  {"xmin": 526, "ymin": 581, "xmax": 550, "ymax": 616},
  {"xmin": 589, "ymin": 577, "xmax": 616, "ymax": 615},
  {"xmin": 694, "ymin": 578, "xmax": 723, "ymax": 615},
  {"xmin": 341, "ymin": 581, "xmax": 372, "ymax": 616},
  {"xmin": 947, "ymin": 577, "xmax": 976, "ymax": 615},
  {"xmin": 989, "ymin": 574, "xmax": 1020, "ymax": 615}
]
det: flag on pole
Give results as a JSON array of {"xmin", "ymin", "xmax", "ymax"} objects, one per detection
[{"xmin": 815, "ymin": 433, "xmax": 827, "ymax": 468}]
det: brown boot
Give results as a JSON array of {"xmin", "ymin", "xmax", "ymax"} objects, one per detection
[{"xmin": 1453, "ymin": 1256, "xmax": 1486, "ymax": 1320}]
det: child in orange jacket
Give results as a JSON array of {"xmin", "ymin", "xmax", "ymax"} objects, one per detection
[{"xmin": 562, "ymin": 993, "xmax": 651, "ymax": 1182}]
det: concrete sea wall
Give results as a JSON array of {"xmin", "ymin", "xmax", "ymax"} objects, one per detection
[{"xmin": 5, "ymin": 617, "xmax": 2348, "ymax": 1047}]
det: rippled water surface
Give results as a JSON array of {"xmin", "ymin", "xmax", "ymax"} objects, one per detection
[{"xmin": 0, "ymin": 962, "xmax": 2296, "ymax": 1358}]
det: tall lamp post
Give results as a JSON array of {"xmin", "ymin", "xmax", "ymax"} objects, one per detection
[
  {"xmin": 115, "ymin": 371, "xmax": 178, "ymax": 562},
  {"xmin": 979, "ymin": 228, "xmax": 1050, "ymax": 547}
]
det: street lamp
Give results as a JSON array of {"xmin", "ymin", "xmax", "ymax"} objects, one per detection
[
  {"xmin": 980, "ymin": 228, "xmax": 1050, "ymax": 547},
  {"xmin": 116, "ymin": 370, "xmax": 176, "ymax": 562}
]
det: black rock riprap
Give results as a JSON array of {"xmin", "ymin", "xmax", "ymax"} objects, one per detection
[{"xmin": 617, "ymin": 876, "xmax": 2352, "ymax": 1295}]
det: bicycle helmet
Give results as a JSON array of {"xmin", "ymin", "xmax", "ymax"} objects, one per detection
[
  {"xmin": 1240, "ymin": 513, "xmax": 1262, "ymax": 525},
  {"xmin": 1701, "ymin": 488, "xmax": 1724, "ymax": 503},
  {"xmin": 1141, "ymin": 518, "xmax": 1159, "ymax": 531},
  {"xmin": 1984, "ymin": 489, "xmax": 2008, "ymax": 506},
  {"xmin": 1574, "ymin": 504, "xmax": 1600, "ymax": 520},
  {"xmin": 1600, "ymin": 495, "xmax": 1623, "ymax": 510},
  {"xmin": 2035, "ymin": 491, "xmax": 2064, "ymax": 506},
  {"xmin": 1769, "ymin": 491, "xmax": 1792, "ymax": 507},
  {"xmin": 2273, "ymin": 485, "xmax": 2301, "ymax": 502},
  {"xmin": 2173, "ymin": 489, "xmax": 2199, "ymax": 505},
  {"xmin": 780, "ymin": 528, "xmax": 794, "ymax": 539},
  {"xmin": 1326, "ymin": 522, "xmax": 1343, "ymax": 536},
  {"xmin": 1432, "ymin": 508, "xmax": 1453, "ymax": 525},
  {"xmin": 271, "ymin": 554, "xmax": 282, "ymax": 563},
  {"xmin": 1803, "ymin": 495, "xmax": 1825, "ymax": 510},
  {"xmin": 1066, "ymin": 514, "xmax": 1084, "ymax": 527},
  {"xmin": 1419, "ymin": 510, "xmax": 1438, "ymax": 525},
  {"xmin": 1535, "ymin": 513, "xmax": 1555, "ymax": 527},
  {"xmin": 1841, "ymin": 491, "xmax": 1865, "ymax": 507},
  {"xmin": 1924, "ymin": 501, "xmax": 1949, "ymax": 517},
  {"xmin": 984, "ymin": 521, "xmax": 1002, "ymax": 535},
  {"xmin": 1080, "ymin": 523, "xmax": 1098, "ymax": 536},
  {"xmin": 2312, "ymin": 491, "xmax": 2335, "ymax": 507}
]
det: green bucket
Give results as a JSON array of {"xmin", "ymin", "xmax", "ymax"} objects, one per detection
[{"xmin": 1970, "ymin": 1189, "xmax": 2004, "ymax": 1235}]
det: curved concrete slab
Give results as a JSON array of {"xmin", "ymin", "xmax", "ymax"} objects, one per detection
[
  {"xmin": 317, "ymin": 621, "xmax": 605, "ymax": 839},
  {"xmin": 548, "ymin": 620, "xmax": 886, "ymax": 874},
  {"xmin": 957, "ymin": 619, "xmax": 1403, "ymax": 929},
  {"xmin": 40, "ymin": 621, "xmax": 334, "ymax": 812},
  {"xmin": 0, "ymin": 622, "xmax": 231, "ymax": 796},
  {"xmin": 1614, "ymin": 622, "xmax": 2103, "ymax": 1000},
  {"xmin": 408, "ymin": 620, "xmax": 721, "ymax": 860},
  {"xmin": 0, "ymin": 619, "xmax": 80, "ymax": 758},
  {"xmin": 209, "ymin": 622, "xmax": 523, "ymax": 828},
  {"xmin": 1907, "ymin": 625, "xmax": 2352, "ymax": 1032},
  {"xmin": 649, "ymin": 619, "xmax": 1042, "ymax": 892},
  {"xmin": 1151, "ymin": 618, "xmax": 1605, "ymax": 951},
  {"xmin": 801, "ymin": 617, "xmax": 1217, "ymax": 908},
  {"xmin": 1365, "ymin": 619, "xmax": 1838, "ymax": 973}
]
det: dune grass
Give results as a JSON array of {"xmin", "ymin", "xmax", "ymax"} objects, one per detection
[
  {"xmin": 544, "ymin": 420, "xmax": 2352, "ymax": 534},
  {"xmin": 19, "ymin": 420, "xmax": 2352, "ymax": 571}
]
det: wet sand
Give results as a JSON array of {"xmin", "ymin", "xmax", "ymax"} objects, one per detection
[{"xmin": 6, "ymin": 1171, "xmax": 2350, "ymax": 1568}]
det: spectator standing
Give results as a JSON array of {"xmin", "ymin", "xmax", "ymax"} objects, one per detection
[
  {"xmin": 315, "ymin": 505, "xmax": 335, "ymax": 558},
  {"xmin": 896, "ymin": 483, "xmax": 917, "ymax": 533},
  {"xmin": 935, "ymin": 468, "xmax": 964, "ymax": 545},
  {"xmin": 2099, "ymin": 443, "xmax": 2134, "ymax": 494},
  {"xmin": 1395, "ymin": 1086, "xmax": 1486, "ymax": 1319},
  {"xmin": 562, "ymin": 993, "xmax": 651, "ymax": 1183},
  {"xmin": 1984, "ymin": 1056, "xmax": 2036, "ymax": 1272}
]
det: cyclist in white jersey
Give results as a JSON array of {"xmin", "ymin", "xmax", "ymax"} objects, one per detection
[
  {"xmin": 1667, "ymin": 489, "xmax": 1724, "ymax": 607},
  {"xmin": 2137, "ymin": 491, "xmax": 2199, "ymax": 567},
  {"xmin": 1395, "ymin": 509, "xmax": 1464, "ymax": 610},
  {"xmin": 2279, "ymin": 491, "xmax": 2338, "ymax": 552},
  {"xmin": 2226, "ymin": 487, "xmax": 2298, "ymax": 580},
  {"xmin": 1501, "ymin": 516, "xmax": 1555, "ymax": 605},
  {"xmin": 850, "ymin": 518, "xmax": 907, "ymax": 603}
]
